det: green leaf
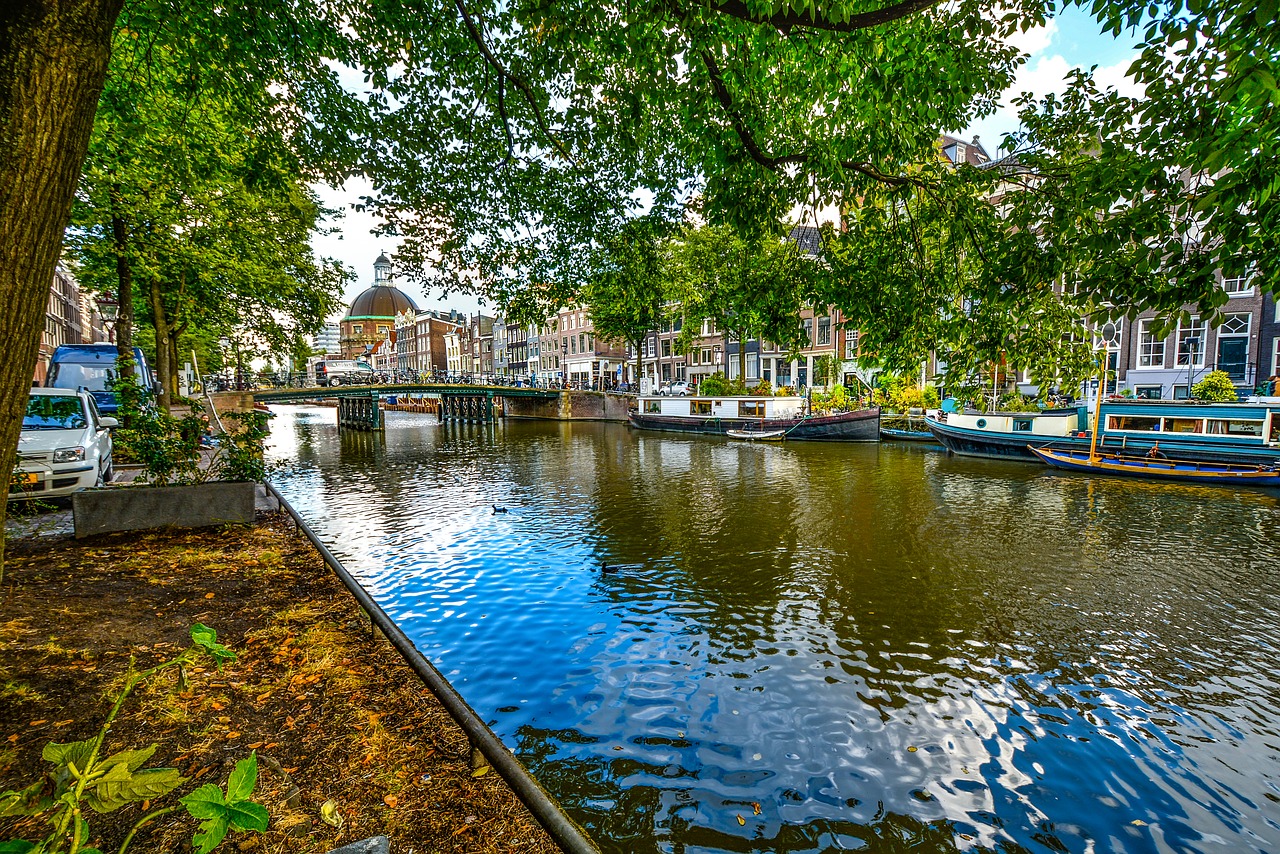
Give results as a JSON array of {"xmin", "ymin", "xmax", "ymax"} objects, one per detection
[
  {"xmin": 0, "ymin": 781, "xmax": 48, "ymax": 817},
  {"xmin": 179, "ymin": 783, "xmax": 226, "ymax": 820},
  {"xmin": 191, "ymin": 815, "xmax": 229, "ymax": 854},
  {"xmin": 225, "ymin": 753, "xmax": 257, "ymax": 804},
  {"xmin": 42, "ymin": 739, "xmax": 97, "ymax": 773},
  {"xmin": 226, "ymin": 800, "xmax": 270, "ymax": 832},
  {"xmin": 0, "ymin": 840, "xmax": 36, "ymax": 853},
  {"xmin": 190, "ymin": 624, "xmax": 236, "ymax": 666},
  {"xmin": 87, "ymin": 767, "xmax": 185, "ymax": 813},
  {"xmin": 94, "ymin": 745, "xmax": 157, "ymax": 774}
]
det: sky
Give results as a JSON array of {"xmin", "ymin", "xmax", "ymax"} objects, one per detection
[{"xmin": 313, "ymin": 8, "xmax": 1142, "ymax": 323}]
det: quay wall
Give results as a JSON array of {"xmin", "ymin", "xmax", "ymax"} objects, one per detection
[{"xmin": 504, "ymin": 391, "xmax": 632, "ymax": 422}]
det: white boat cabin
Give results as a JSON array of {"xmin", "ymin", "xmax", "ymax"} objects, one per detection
[
  {"xmin": 943, "ymin": 409, "xmax": 1084, "ymax": 437},
  {"xmin": 639, "ymin": 395, "xmax": 804, "ymax": 419}
]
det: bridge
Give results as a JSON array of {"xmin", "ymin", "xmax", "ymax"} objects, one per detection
[{"xmin": 252, "ymin": 383, "xmax": 562, "ymax": 430}]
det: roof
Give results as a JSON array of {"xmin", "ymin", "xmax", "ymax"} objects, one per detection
[
  {"xmin": 938, "ymin": 134, "xmax": 992, "ymax": 166},
  {"xmin": 374, "ymin": 252, "xmax": 392, "ymax": 266},
  {"xmin": 344, "ymin": 285, "xmax": 419, "ymax": 320},
  {"xmin": 788, "ymin": 225, "xmax": 823, "ymax": 257}
]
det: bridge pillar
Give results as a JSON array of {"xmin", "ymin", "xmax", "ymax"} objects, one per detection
[{"xmin": 337, "ymin": 391, "xmax": 382, "ymax": 432}]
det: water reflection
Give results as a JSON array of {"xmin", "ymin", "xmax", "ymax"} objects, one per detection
[{"xmin": 267, "ymin": 406, "xmax": 1280, "ymax": 853}]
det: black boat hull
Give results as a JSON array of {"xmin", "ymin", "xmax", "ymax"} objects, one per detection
[{"xmin": 629, "ymin": 408, "xmax": 880, "ymax": 441}]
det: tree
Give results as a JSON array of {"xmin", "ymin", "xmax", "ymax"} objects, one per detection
[
  {"xmin": 584, "ymin": 216, "xmax": 676, "ymax": 385},
  {"xmin": 672, "ymin": 225, "xmax": 812, "ymax": 382},
  {"xmin": 1192, "ymin": 371, "xmax": 1238, "ymax": 402}
]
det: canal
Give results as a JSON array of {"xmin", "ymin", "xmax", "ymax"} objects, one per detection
[{"xmin": 265, "ymin": 405, "xmax": 1280, "ymax": 853}]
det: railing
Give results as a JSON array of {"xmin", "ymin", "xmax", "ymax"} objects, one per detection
[{"xmin": 262, "ymin": 482, "xmax": 601, "ymax": 854}]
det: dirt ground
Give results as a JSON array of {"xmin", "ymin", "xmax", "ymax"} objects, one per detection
[{"xmin": 0, "ymin": 514, "xmax": 566, "ymax": 854}]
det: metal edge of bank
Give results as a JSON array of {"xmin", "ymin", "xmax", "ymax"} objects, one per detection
[{"xmin": 261, "ymin": 480, "xmax": 602, "ymax": 854}]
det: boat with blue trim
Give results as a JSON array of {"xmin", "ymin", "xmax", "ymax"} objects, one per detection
[
  {"xmin": 630, "ymin": 395, "xmax": 880, "ymax": 441},
  {"xmin": 926, "ymin": 400, "xmax": 1280, "ymax": 466},
  {"xmin": 1028, "ymin": 446, "xmax": 1280, "ymax": 487}
]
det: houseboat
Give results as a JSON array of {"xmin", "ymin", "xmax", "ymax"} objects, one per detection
[
  {"xmin": 926, "ymin": 400, "xmax": 1280, "ymax": 466},
  {"xmin": 630, "ymin": 395, "xmax": 880, "ymax": 441}
]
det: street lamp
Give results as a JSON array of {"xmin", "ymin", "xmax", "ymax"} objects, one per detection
[
  {"xmin": 95, "ymin": 291, "xmax": 119, "ymax": 342},
  {"xmin": 1184, "ymin": 335, "xmax": 1201, "ymax": 398}
]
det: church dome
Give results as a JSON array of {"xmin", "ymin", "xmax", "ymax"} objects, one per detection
[{"xmin": 344, "ymin": 285, "xmax": 418, "ymax": 320}]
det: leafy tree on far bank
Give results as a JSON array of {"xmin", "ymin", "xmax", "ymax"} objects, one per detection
[
  {"xmin": 1192, "ymin": 371, "xmax": 1238, "ymax": 402},
  {"xmin": 672, "ymin": 225, "xmax": 813, "ymax": 382},
  {"xmin": 584, "ymin": 216, "xmax": 678, "ymax": 385}
]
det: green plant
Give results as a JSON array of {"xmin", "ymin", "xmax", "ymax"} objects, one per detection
[
  {"xmin": 0, "ymin": 625, "xmax": 266, "ymax": 854},
  {"xmin": 995, "ymin": 392, "xmax": 1042, "ymax": 412},
  {"xmin": 214, "ymin": 411, "xmax": 274, "ymax": 483},
  {"xmin": 1192, "ymin": 370, "xmax": 1238, "ymax": 402},
  {"xmin": 748, "ymin": 379, "xmax": 772, "ymax": 396},
  {"xmin": 698, "ymin": 372, "xmax": 731, "ymax": 396}
]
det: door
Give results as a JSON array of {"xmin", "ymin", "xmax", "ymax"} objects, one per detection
[{"xmin": 1217, "ymin": 337, "xmax": 1247, "ymax": 382}]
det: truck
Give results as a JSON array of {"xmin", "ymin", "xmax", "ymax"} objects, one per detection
[{"xmin": 46, "ymin": 344, "xmax": 156, "ymax": 415}]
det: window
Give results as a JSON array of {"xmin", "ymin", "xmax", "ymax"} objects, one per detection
[
  {"xmin": 690, "ymin": 400, "xmax": 712, "ymax": 415},
  {"xmin": 1273, "ymin": 338, "xmax": 1280, "ymax": 376},
  {"xmin": 353, "ymin": 324, "xmax": 363, "ymax": 334},
  {"xmin": 1222, "ymin": 268, "xmax": 1254, "ymax": 295},
  {"xmin": 1220, "ymin": 313, "xmax": 1250, "ymax": 335},
  {"xmin": 746, "ymin": 353, "xmax": 758, "ymax": 379},
  {"xmin": 662, "ymin": 340, "xmax": 672, "ymax": 357},
  {"xmin": 1163, "ymin": 417, "xmax": 1203, "ymax": 433},
  {"xmin": 701, "ymin": 348, "xmax": 712, "ymax": 364},
  {"xmin": 817, "ymin": 316, "xmax": 832, "ymax": 346},
  {"xmin": 377, "ymin": 325, "xmax": 389, "ymax": 334},
  {"xmin": 691, "ymin": 349, "xmax": 699, "ymax": 366},
  {"xmin": 1012, "ymin": 419, "xmax": 1033, "ymax": 432},
  {"xmin": 845, "ymin": 331, "xmax": 859, "ymax": 359},
  {"xmin": 1137, "ymin": 319, "xmax": 1165, "ymax": 368},
  {"xmin": 579, "ymin": 333, "xmax": 586, "ymax": 353},
  {"xmin": 1176, "ymin": 316, "xmax": 1206, "ymax": 367},
  {"xmin": 644, "ymin": 400, "xmax": 661, "ymax": 413},
  {"xmin": 1134, "ymin": 385, "xmax": 1162, "ymax": 400},
  {"xmin": 570, "ymin": 338, "xmax": 576, "ymax": 354},
  {"xmin": 1205, "ymin": 419, "xmax": 1263, "ymax": 437},
  {"xmin": 702, "ymin": 320, "xmax": 715, "ymax": 336},
  {"xmin": 803, "ymin": 318, "xmax": 814, "ymax": 344},
  {"xmin": 739, "ymin": 401, "xmax": 765, "ymax": 417},
  {"xmin": 1108, "ymin": 415, "xmax": 1162, "ymax": 431}
]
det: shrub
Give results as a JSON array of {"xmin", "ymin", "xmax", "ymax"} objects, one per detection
[
  {"xmin": 748, "ymin": 379, "xmax": 773, "ymax": 396},
  {"xmin": 698, "ymin": 372, "xmax": 731, "ymax": 396},
  {"xmin": 1192, "ymin": 370, "xmax": 1238, "ymax": 402}
]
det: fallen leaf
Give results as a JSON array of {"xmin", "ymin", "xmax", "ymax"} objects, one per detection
[
  {"xmin": 1132, "ymin": 820, "xmax": 1148, "ymax": 826},
  {"xmin": 28, "ymin": 720, "xmax": 47, "ymax": 727},
  {"xmin": 472, "ymin": 766, "xmax": 490, "ymax": 778},
  {"xmin": 226, "ymin": 731, "xmax": 240, "ymax": 739},
  {"xmin": 383, "ymin": 795, "xmax": 398, "ymax": 807},
  {"xmin": 907, "ymin": 746, "xmax": 918, "ymax": 752},
  {"xmin": 737, "ymin": 815, "xmax": 746, "ymax": 826},
  {"xmin": 752, "ymin": 803, "xmax": 761, "ymax": 815},
  {"xmin": 320, "ymin": 799, "xmax": 343, "ymax": 828},
  {"xmin": 204, "ymin": 592, "xmax": 215, "ymax": 599}
]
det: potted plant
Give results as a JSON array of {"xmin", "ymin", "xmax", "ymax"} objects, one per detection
[{"xmin": 72, "ymin": 394, "xmax": 271, "ymax": 538}]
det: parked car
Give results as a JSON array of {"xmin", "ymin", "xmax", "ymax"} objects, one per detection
[
  {"xmin": 46, "ymin": 343, "xmax": 156, "ymax": 415},
  {"xmin": 658, "ymin": 381, "xmax": 692, "ymax": 396},
  {"xmin": 312, "ymin": 359, "xmax": 375, "ymax": 387},
  {"xmin": 11, "ymin": 388, "xmax": 116, "ymax": 501}
]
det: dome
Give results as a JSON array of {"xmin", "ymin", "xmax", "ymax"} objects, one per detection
[
  {"xmin": 343, "ymin": 285, "xmax": 418, "ymax": 320},
  {"xmin": 374, "ymin": 252, "xmax": 392, "ymax": 266}
]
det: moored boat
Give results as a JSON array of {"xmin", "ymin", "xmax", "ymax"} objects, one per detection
[
  {"xmin": 1028, "ymin": 446, "xmax": 1280, "ymax": 487},
  {"xmin": 630, "ymin": 395, "xmax": 879, "ymax": 441},
  {"xmin": 879, "ymin": 413, "xmax": 939, "ymax": 442},
  {"xmin": 927, "ymin": 399, "xmax": 1280, "ymax": 467},
  {"xmin": 725, "ymin": 428, "xmax": 787, "ymax": 441}
]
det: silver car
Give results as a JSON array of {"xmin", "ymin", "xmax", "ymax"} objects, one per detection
[{"xmin": 11, "ymin": 388, "xmax": 116, "ymax": 500}]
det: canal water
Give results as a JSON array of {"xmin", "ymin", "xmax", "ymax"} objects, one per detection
[{"xmin": 265, "ymin": 406, "xmax": 1280, "ymax": 853}]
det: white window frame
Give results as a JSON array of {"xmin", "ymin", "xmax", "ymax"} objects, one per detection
[
  {"xmin": 1222, "ymin": 269, "xmax": 1254, "ymax": 296},
  {"xmin": 1136, "ymin": 319, "xmax": 1164, "ymax": 369},
  {"xmin": 1175, "ymin": 316, "xmax": 1207, "ymax": 368},
  {"xmin": 1272, "ymin": 338, "xmax": 1280, "ymax": 377}
]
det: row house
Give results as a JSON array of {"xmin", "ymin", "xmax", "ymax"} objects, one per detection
[
  {"xmin": 493, "ymin": 314, "xmax": 508, "ymax": 376},
  {"xmin": 393, "ymin": 308, "xmax": 464, "ymax": 375},
  {"xmin": 639, "ymin": 311, "xmax": 687, "ymax": 386},
  {"xmin": 465, "ymin": 313, "xmax": 496, "ymax": 375},
  {"xmin": 1113, "ymin": 270, "xmax": 1273, "ymax": 399},
  {"xmin": 549, "ymin": 305, "xmax": 628, "ymax": 388},
  {"xmin": 34, "ymin": 266, "xmax": 90, "ymax": 385},
  {"xmin": 507, "ymin": 319, "xmax": 529, "ymax": 376}
]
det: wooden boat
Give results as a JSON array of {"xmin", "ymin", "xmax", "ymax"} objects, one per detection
[
  {"xmin": 726, "ymin": 428, "xmax": 787, "ymax": 441},
  {"xmin": 879, "ymin": 413, "xmax": 937, "ymax": 442},
  {"xmin": 1028, "ymin": 446, "xmax": 1280, "ymax": 487},
  {"xmin": 630, "ymin": 395, "xmax": 880, "ymax": 442}
]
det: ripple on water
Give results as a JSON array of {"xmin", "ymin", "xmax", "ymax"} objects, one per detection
[{"xmin": 267, "ymin": 408, "xmax": 1280, "ymax": 853}]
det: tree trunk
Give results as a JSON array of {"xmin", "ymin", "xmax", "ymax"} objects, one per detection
[
  {"xmin": 167, "ymin": 322, "xmax": 184, "ymax": 401},
  {"xmin": 0, "ymin": 0, "xmax": 125, "ymax": 578},
  {"xmin": 148, "ymin": 275, "xmax": 172, "ymax": 411},
  {"xmin": 736, "ymin": 329, "xmax": 747, "ymax": 386}
]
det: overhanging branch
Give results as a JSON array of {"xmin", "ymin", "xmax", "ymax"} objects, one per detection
[{"xmin": 710, "ymin": 0, "xmax": 944, "ymax": 33}]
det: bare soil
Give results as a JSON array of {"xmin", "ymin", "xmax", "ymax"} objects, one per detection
[{"xmin": 0, "ymin": 515, "xmax": 564, "ymax": 854}]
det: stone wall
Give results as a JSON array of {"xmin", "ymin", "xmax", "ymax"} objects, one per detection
[{"xmin": 503, "ymin": 391, "xmax": 633, "ymax": 422}]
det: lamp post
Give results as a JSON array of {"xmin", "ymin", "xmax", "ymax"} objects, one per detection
[
  {"xmin": 95, "ymin": 291, "xmax": 119, "ymax": 343},
  {"xmin": 1185, "ymin": 335, "xmax": 1201, "ymax": 398},
  {"xmin": 561, "ymin": 339, "xmax": 568, "ymax": 388}
]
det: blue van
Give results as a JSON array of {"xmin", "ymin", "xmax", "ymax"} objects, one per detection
[{"xmin": 46, "ymin": 344, "xmax": 156, "ymax": 415}]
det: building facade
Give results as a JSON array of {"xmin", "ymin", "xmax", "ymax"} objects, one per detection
[
  {"xmin": 34, "ymin": 266, "xmax": 88, "ymax": 385},
  {"xmin": 339, "ymin": 254, "xmax": 419, "ymax": 359}
]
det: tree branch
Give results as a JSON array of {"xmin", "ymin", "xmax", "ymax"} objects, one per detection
[
  {"xmin": 698, "ymin": 48, "xmax": 919, "ymax": 187},
  {"xmin": 710, "ymin": 0, "xmax": 944, "ymax": 34}
]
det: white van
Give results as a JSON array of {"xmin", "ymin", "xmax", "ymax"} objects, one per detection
[{"xmin": 312, "ymin": 359, "xmax": 374, "ymax": 387}]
